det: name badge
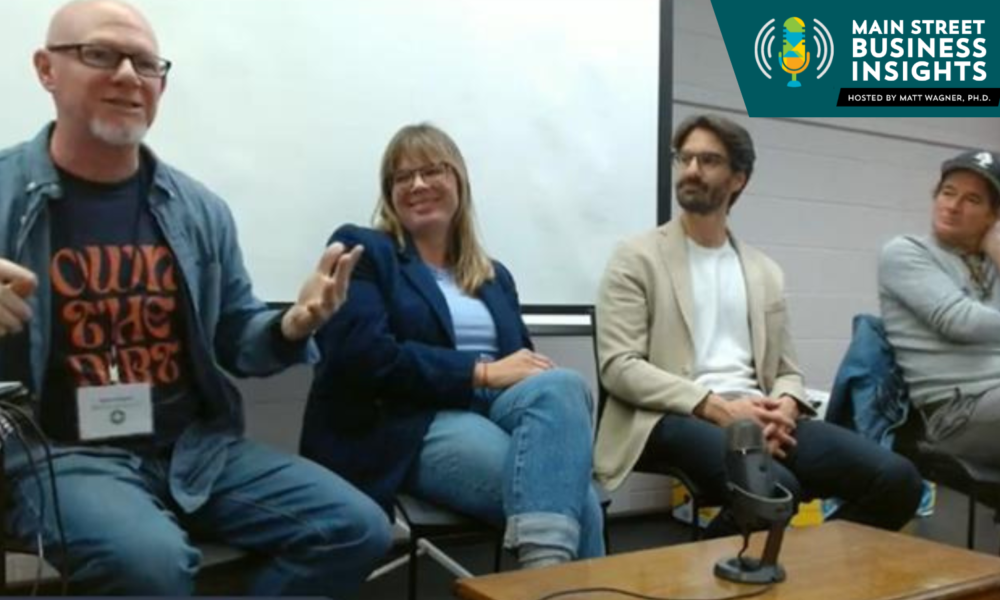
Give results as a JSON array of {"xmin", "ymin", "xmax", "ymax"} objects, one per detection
[{"xmin": 77, "ymin": 383, "xmax": 154, "ymax": 441}]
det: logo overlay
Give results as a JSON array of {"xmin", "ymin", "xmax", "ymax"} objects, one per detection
[
  {"xmin": 713, "ymin": 0, "xmax": 1000, "ymax": 116},
  {"xmin": 755, "ymin": 17, "xmax": 835, "ymax": 87}
]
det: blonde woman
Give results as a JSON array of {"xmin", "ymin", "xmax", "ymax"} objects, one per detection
[{"xmin": 301, "ymin": 123, "xmax": 604, "ymax": 567}]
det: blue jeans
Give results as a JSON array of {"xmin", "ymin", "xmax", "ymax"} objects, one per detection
[
  {"xmin": 639, "ymin": 415, "xmax": 923, "ymax": 535},
  {"xmin": 404, "ymin": 369, "xmax": 604, "ymax": 559},
  {"xmin": 4, "ymin": 438, "xmax": 392, "ymax": 596}
]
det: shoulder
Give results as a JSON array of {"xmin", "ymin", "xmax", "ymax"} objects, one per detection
[
  {"xmin": 619, "ymin": 226, "xmax": 666, "ymax": 257},
  {"xmin": 0, "ymin": 141, "xmax": 30, "ymax": 205},
  {"xmin": 606, "ymin": 227, "xmax": 664, "ymax": 270},
  {"xmin": 491, "ymin": 259, "xmax": 516, "ymax": 288},
  {"xmin": 327, "ymin": 225, "xmax": 396, "ymax": 254},
  {"xmin": 153, "ymin": 160, "xmax": 234, "ymax": 224},
  {"xmin": 600, "ymin": 227, "xmax": 669, "ymax": 292},
  {"xmin": 0, "ymin": 139, "xmax": 29, "ymax": 168},
  {"xmin": 327, "ymin": 225, "xmax": 401, "ymax": 279},
  {"xmin": 879, "ymin": 234, "xmax": 935, "ymax": 273},
  {"xmin": 880, "ymin": 234, "xmax": 930, "ymax": 261}
]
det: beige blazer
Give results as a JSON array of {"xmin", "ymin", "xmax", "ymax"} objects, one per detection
[{"xmin": 594, "ymin": 219, "xmax": 806, "ymax": 491}]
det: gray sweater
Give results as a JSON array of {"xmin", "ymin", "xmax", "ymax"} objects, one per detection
[{"xmin": 878, "ymin": 235, "xmax": 1000, "ymax": 408}]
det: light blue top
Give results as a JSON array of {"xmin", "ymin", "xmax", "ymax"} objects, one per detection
[{"xmin": 429, "ymin": 265, "xmax": 499, "ymax": 358}]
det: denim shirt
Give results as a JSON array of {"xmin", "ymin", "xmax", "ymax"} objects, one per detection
[{"xmin": 0, "ymin": 124, "xmax": 317, "ymax": 512}]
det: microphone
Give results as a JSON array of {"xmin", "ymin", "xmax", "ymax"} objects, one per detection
[
  {"xmin": 724, "ymin": 419, "xmax": 776, "ymax": 508},
  {"xmin": 714, "ymin": 419, "xmax": 795, "ymax": 584},
  {"xmin": 780, "ymin": 17, "xmax": 810, "ymax": 88}
]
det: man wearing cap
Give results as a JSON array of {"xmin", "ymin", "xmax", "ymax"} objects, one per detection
[{"xmin": 879, "ymin": 149, "xmax": 1000, "ymax": 477}]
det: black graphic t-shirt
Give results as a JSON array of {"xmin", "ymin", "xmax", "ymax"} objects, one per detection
[{"xmin": 42, "ymin": 160, "xmax": 202, "ymax": 451}]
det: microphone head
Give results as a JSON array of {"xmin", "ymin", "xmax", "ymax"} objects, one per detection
[
  {"xmin": 781, "ymin": 17, "xmax": 808, "ymax": 76},
  {"xmin": 782, "ymin": 17, "xmax": 806, "ymax": 46},
  {"xmin": 726, "ymin": 419, "xmax": 765, "ymax": 453},
  {"xmin": 724, "ymin": 419, "xmax": 776, "ymax": 503}
]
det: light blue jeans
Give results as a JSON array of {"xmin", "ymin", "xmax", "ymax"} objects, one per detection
[
  {"xmin": 4, "ymin": 438, "xmax": 392, "ymax": 597},
  {"xmin": 404, "ymin": 368, "xmax": 605, "ymax": 560}
]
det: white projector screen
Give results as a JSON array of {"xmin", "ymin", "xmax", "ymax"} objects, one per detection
[{"xmin": 1, "ymin": 0, "xmax": 659, "ymax": 304}]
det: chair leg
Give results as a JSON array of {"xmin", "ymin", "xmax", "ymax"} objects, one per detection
[
  {"xmin": 493, "ymin": 535, "xmax": 503, "ymax": 572},
  {"xmin": 408, "ymin": 536, "xmax": 419, "ymax": 600},
  {"xmin": 994, "ymin": 509, "xmax": 1000, "ymax": 556},
  {"xmin": 602, "ymin": 504, "xmax": 612, "ymax": 554},
  {"xmin": 967, "ymin": 489, "xmax": 978, "ymax": 550},
  {"xmin": 690, "ymin": 496, "xmax": 702, "ymax": 541}
]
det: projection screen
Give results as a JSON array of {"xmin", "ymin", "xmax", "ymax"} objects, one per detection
[{"xmin": 0, "ymin": 0, "xmax": 660, "ymax": 304}]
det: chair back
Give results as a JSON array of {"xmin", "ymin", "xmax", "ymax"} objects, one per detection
[{"xmin": 520, "ymin": 304, "xmax": 600, "ymax": 425}]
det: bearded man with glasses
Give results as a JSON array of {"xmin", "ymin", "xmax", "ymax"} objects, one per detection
[
  {"xmin": 0, "ymin": 0, "xmax": 391, "ymax": 594},
  {"xmin": 594, "ymin": 114, "xmax": 922, "ymax": 537}
]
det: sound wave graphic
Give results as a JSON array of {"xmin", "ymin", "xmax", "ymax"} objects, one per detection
[
  {"xmin": 812, "ymin": 19, "xmax": 834, "ymax": 79},
  {"xmin": 754, "ymin": 19, "xmax": 775, "ymax": 79}
]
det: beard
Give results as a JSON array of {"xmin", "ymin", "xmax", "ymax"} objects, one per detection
[
  {"xmin": 676, "ymin": 178, "xmax": 728, "ymax": 215},
  {"xmin": 90, "ymin": 119, "xmax": 149, "ymax": 147}
]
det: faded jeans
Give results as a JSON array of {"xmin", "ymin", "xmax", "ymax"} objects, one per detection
[
  {"xmin": 4, "ymin": 437, "xmax": 392, "ymax": 596},
  {"xmin": 403, "ymin": 368, "xmax": 605, "ymax": 559}
]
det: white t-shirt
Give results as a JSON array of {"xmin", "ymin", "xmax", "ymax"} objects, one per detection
[{"xmin": 686, "ymin": 238, "xmax": 761, "ymax": 399}]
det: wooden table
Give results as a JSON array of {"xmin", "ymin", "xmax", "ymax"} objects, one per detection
[{"xmin": 455, "ymin": 521, "xmax": 1000, "ymax": 600}]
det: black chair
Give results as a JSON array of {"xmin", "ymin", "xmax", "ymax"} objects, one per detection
[
  {"xmin": 393, "ymin": 304, "xmax": 612, "ymax": 600},
  {"xmin": 589, "ymin": 309, "xmax": 711, "ymax": 541},
  {"xmin": 632, "ymin": 460, "xmax": 712, "ymax": 541},
  {"xmin": 894, "ymin": 412, "xmax": 1000, "ymax": 553},
  {"xmin": 393, "ymin": 494, "xmax": 502, "ymax": 600},
  {"xmin": 830, "ymin": 313, "xmax": 1000, "ymax": 554},
  {"xmin": 521, "ymin": 304, "xmax": 613, "ymax": 551}
]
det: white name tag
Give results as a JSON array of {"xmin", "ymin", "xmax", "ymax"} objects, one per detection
[{"xmin": 77, "ymin": 383, "xmax": 154, "ymax": 441}]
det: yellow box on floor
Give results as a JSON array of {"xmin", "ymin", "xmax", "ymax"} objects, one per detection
[{"xmin": 670, "ymin": 479, "xmax": 825, "ymax": 528}]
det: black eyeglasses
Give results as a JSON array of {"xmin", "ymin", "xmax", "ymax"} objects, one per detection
[
  {"xmin": 47, "ymin": 43, "xmax": 172, "ymax": 78},
  {"xmin": 671, "ymin": 150, "xmax": 730, "ymax": 171}
]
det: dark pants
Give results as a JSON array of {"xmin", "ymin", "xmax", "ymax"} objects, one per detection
[{"xmin": 638, "ymin": 415, "xmax": 922, "ymax": 536}]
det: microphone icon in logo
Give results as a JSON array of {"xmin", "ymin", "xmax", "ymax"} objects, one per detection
[{"xmin": 781, "ymin": 17, "xmax": 810, "ymax": 87}]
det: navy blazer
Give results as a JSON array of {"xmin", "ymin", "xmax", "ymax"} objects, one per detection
[{"xmin": 300, "ymin": 225, "xmax": 532, "ymax": 513}]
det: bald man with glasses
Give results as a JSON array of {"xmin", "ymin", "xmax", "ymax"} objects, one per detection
[{"xmin": 0, "ymin": 0, "xmax": 390, "ymax": 595}]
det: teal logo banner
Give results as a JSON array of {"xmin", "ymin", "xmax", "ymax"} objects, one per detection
[{"xmin": 712, "ymin": 0, "xmax": 1000, "ymax": 116}]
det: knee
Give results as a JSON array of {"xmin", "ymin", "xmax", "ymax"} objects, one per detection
[
  {"xmin": 875, "ymin": 453, "xmax": 923, "ymax": 511},
  {"xmin": 72, "ymin": 531, "xmax": 197, "ymax": 594},
  {"xmin": 308, "ymin": 492, "xmax": 393, "ymax": 570},
  {"xmin": 530, "ymin": 368, "xmax": 594, "ymax": 422},
  {"xmin": 349, "ymin": 497, "xmax": 395, "ymax": 565}
]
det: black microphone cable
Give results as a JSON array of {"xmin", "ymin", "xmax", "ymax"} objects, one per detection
[
  {"xmin": 531, "ymin": 583, "xmax": 774, "ymax": 600},
  {"xmin": 0, "ymin": 400, "xmax": 71, "ymax": 595},
  {"xmin": 1, "ymin": 407, "xmax": 48, "ymax": 596}
]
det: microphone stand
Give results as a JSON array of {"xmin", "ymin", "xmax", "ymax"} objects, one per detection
[{"xmin": 714, "ymin": 483, "xmax": 794, "ymax": 584}]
